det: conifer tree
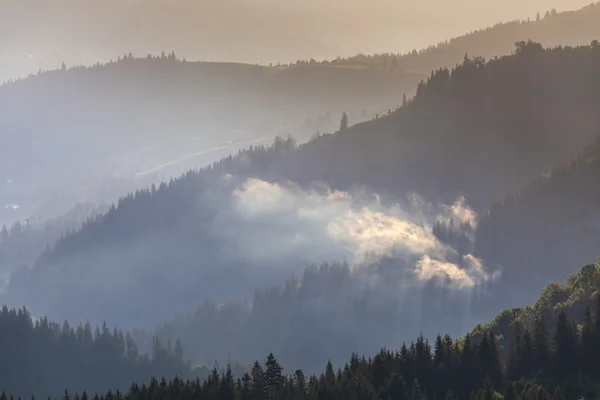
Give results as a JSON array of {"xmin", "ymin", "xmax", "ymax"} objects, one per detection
[
  {"xmin": 339, "ymin": 112, "xmax": 349, "ymax": 131},
  {"xmin": 533, "ymin": 313, "xmax": 549, "ymax": 375}
]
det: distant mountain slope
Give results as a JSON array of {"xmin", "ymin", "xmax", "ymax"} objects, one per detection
[
  {"xmin": 475, "ymin": 135, "xmax": 600, "ymax": 306},
  {"xmin": 332, "ymin": 2, "xmax": 600, "ymax": 74},
  {"xmin": 2, "ymin": 0, "xmax": 592, "ymax": 81},
  {"xmin": 0, "ymin": 55, "xmax": 422, "ymax": 225},
  {"xmin": 6, "ymin": 42, "xmax": 600, "ymax": 331},
  {"xmin": 0, "ymin": 202, "xmax": 108, "ymax": 287}
]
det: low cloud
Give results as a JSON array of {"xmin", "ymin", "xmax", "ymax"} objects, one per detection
[
  {"xmin": 414, "ymin": 254, "xmax": 499, "ymax": 289},
  {"xmin": 222, "ymin": 177, "xmax": 497, "ymax": 289},
  {"xmin": 443, "ymin": 196, "xmax": 478, "ymax": 228}
]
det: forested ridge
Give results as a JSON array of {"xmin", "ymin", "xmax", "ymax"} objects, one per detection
[
  {"xmin": 6, "ymin": 263, "xmax": 600, "ymax": 399},
  {"xmin": 281, "ymin": 41, "xmax": 600, "ymax": 209},
  {"xmin": 328, "ymin": 2, "xmax": 600, "ymax": 75},
  {"xmin": 474, "ymin": 136, "xmax": 600, "ymax": 305}
]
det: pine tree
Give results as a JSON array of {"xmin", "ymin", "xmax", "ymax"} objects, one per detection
[
  {"xmin": 503, "ymin": 382, "xmax": 518, "ymax": 400},
  {"xmin": 480, "ymin": 376, "xmax": 495, "ymax": 400},
  {"xmin": 265, "ymin": 353, "xmax": 284, "ymax": 398},
  {"xmin": 411, "ymin": 379, "xmax": 423, "ymax": 400},
  {"xmin": 385, "ymin": 372, "xmax": 410, "ymax": 400},
  {"xmin": 533, "ymin": 313, "xmax": 549, "ymax": 375},
  {"xmin": 434, "ymin": 334, "xmax": 445, "ymax": 368},
  {"xmin": 240, "ymin": 373, "xmax": 252, "ymax": 400},
  {"xmin": 220, "ymin": 365, "xmax": 236, "ymax": 400},
  {"xmin": 581, "ymin": 306, "xmax": 594, "ymax": 375},
  {"xmin": 250, "ymin": 361, "xmax": 266, "ymax": 399},
  {"xmin": 553, "ymin": 386, "xmax": 565, "ymax": 400},
  {"xmin": 479, "ymin": 331, "xmax": 502, "ymax": 388},
  {"xmin": 339, "ymin": 112, "xmax": 349, "ymax": 131},
  {"xmin": 552, "ymin": 310, "xmax": 578, "ymax": 380},
  {"xmin": 174, "ymin": 339, "xmax": 184, "ymax": 361},
  {"xmin": 521, "ymin": 329, "xmax": 534, "ymax": 378}
]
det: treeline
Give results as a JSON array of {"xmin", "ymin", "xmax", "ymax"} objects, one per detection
[
  {"xmin": 0, "ymin": 306, "xmax": 190, "ymax": 398},
  {"xmin": 325, "ymin": 2, "xmax": 600, "ymax": 74},
  {"xmin": 150, "ymin": 262, "xmax": 600, "ymax": 381},
  {"xmin": 154, "ymin": 260, "xmax": 482, "ymax": 374},
  {"xmin": 17, "ymin": 291, "xmax": 600, "ymax": 400}
]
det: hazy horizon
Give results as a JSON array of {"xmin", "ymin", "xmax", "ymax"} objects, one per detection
[{"xmin": 0, "ymin": 0, "xmax": 593, "ymax": 82}]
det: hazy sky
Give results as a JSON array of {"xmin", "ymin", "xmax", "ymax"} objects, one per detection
[{"xmin": 0, "ymin": 0, "xmax": 594, "ymax": 81}]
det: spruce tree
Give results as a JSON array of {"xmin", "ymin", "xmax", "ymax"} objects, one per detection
[
  {"xmin": 533, "ymin": 313, "xmax": 549, "ymax": 375},
  {"xmin": 339, "ymin": 112, "xmax": 349, "ymax": 131},
  {"xmin": 521, "ymin": 329, "xmax": 534, "ymax": 378},
  {"xmin": 410, "ymin": 379, "xmax": 423, "ymax": 400},
  {"xmin": 385, "ymin": 372, "xmax": 409, "ymax": 400},
  {"xmin": 503, "ymin": 382, "xmax": 518, "ymax": 400},
  {"xmin": 265, "ymin": 353, "xmax": 284, "ymax": 398},
  {"xmin": 552, "ymin": 310, "xmax": 578, "ymax": 380}
]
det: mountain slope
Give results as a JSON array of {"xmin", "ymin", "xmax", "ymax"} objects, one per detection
[
  {"xmin": 6, "ymin": 42, "xmax": 600, "ymax": 331},
  {"xmin": 271, "ymin": 41, "xmax": 600, "ymax": 209},
  {"xmin": 334, "ymin": 2, "xmax": 600, "ymax": 74},
  {"xmin": 475, "ymin": 136, "xmax": 600, "ymax": 306}
]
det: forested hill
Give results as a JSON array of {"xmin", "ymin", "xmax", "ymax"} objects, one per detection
[
  {"xmin": 0, "ymin": 55, "xmax": 421, "ymax": 226},
  {"xmin": 8, "ymin": 262, "xmax": 600, "ymax": 400},
  {"xmin": 475, "ymin": 135, "xmax": 600, "ymax": 305},
  {"xmin": 330, "ymin": 2, "xmax": 600, "ymax": 74},
  {"xmin": 5, "ymin": 42, "xmax": 600, "ymax": 331},
  {"xmin": 470, "ymin": 263, "xmax": 600, "ymax": 371},
  {"xmin": 271, "ymin": 41, "xmax": 600, "ymax": 209},
  {"xmin": 152, "ymin": 262, "xmax": 600, "ymax": 400}
]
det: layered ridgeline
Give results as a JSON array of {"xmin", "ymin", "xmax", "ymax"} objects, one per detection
[
  {"xmin": 5, "ymin": 42, "xmax": 600, "ymax": 331},
  {"xmin": 0, "ymin": 55, "xmax": 421, "ymax": 226},
  {"xmin": 331, "ymin": 2, "xmax": 600, "ymax": 75},
  {"xmin": 2, "ymin": 0, "xmax": 597, "ymax": 83},
  {"xmin": 475, "ymin": 136, "xmax": 600, "ymax": 306},
  {"xmin": 4, "ymin": 2, "xmax": 600, "ymax": 226},
  {"xmin": 8, "ymin": 262, "xmax": 600, "ymax": 400}
]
